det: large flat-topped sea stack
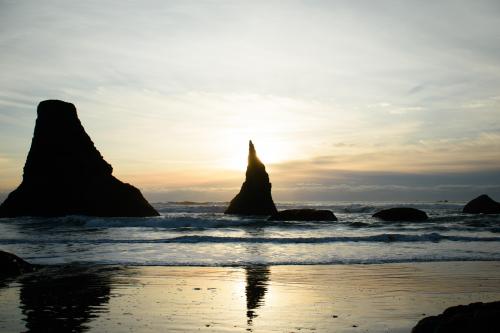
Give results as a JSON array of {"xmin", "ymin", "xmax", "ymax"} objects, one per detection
[
  {"xmin": 225, "ymin": 141, "xmax": 278, "ymax": 215},
  {"xmin": 0, "ymin": 100, "xmax": 159, "ymax": 217}
]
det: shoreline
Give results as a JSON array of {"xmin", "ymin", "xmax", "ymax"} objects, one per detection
[
  {"xmin": 18, "ymin": 258, "xmax": 500, "ymax": 267},
  {"xmin": 1, "ymin": 261, "xmax": 499, "ymax": 332}
]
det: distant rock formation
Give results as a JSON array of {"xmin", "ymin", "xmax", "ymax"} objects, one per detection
[
  {"xmin": 269, "ymin": 209, "xmax": 337, "ymax": 221},
  {"xmin": 0, "ymin": 250, "xmax": 35, "ymax": 277},
  {"xmin": 372, "ymin": 207, "xmax": 428, "ymax": 221},
  {"xmin": 225, "ymin": 141, "xmax": 278, "ymax": 215},
  {"xmin": 412, "ymin": 301, "xmax": 500, "ymax": 333},
  {"xmin": 0, "ymin": 100, "xmax": 159, "ymax": 217},
  {"xmin": 463, "ymin": 194, "xmax": 500, "ymax": 214}
]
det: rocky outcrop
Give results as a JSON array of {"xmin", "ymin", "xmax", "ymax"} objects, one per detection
[
  {"xmin": 373, "ymin": 207, "xmax": 428, "ymax": 221},
  {"xmin": 269, "ymin": 209, "xmax": 337, "ymax": 221},
  {"xmin": 463, "ymin": 194, "xmax": 500, "ymax": 214},
  {"xmin": 412, "ymin": 301, "xmax": 500, "ymax": 333},
  {"xmin": 225, "ymin": 141, "xmax": 278, "ymax": 215},
  {"xmin": 0, "ymin": 100, "xmax": 159, "ymax": 217},
  {"xmin": 0, "ymin": 250, "xmax": 35, "ymax": 277}
]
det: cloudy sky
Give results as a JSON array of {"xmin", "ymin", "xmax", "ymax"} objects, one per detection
[{"xmin": 1, "ymin": 0, "xmax": 500, "ymax": 202}]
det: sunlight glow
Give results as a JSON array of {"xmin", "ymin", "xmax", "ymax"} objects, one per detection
[
  {"xmin": 1, "ymin": 1, "xmax": 500, "ymax": 202},
  {"xmin": 219, "ymin": 134, "xmax": 294, "ymax": 171}
]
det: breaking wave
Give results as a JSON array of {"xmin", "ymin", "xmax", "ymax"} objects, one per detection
[{"xmin": 1, "ymin": 233, "xmax": 499, "ymax": 245}]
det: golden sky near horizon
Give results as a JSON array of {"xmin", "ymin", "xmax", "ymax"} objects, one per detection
[{"xmin": 1, "ymin": 1, "xmax": 500, "ymax": 201}]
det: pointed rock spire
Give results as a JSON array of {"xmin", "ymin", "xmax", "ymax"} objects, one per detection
[
  {"xmin": 0, "ymin": 100, "xmax": 159, "ymax": 217},
  {"xmin": 248, "ymin": 140, "xmax": 259, "ymax": 165},
  {"xmin": 225, "ymin": 140, "xmax": 278, "ymax": 215}
]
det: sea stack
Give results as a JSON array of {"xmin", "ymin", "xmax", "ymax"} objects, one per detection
[
  {"xmin": 0, "ymin": 100, "xmax": 159, "ymax": 217},
  {"xmin": 225, "ymin": 141, "xmax": 278, "ymax": 215}
]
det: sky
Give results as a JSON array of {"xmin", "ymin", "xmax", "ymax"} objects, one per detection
[{"xmin": 1, "ymin": 0, "xmax": 500, "ymax": 202}]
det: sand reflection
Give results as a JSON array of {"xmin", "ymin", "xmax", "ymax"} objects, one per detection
[
  {"xmin": 19, "ymin": 266, "xmax": 113, "ymax": 332},
  {"xmin": 1, "ymin": 262, "xmax": 499, "ymax": 332},
  {"xmin": 243, "ymin": 221, "xmax": 271, "ymax": 328},
  {"xmin": 245, "ymin": 265, "xmax": 270, "ymax": 326}
]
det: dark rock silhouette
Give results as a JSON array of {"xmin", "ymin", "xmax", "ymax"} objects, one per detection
[
  {"xmin": 0, "ymin": 100, "xmax": 159, "ymax": 217},
  {"xmin": 373, "ymin": 207, "xmax": 428, "ymax": 221},
  {"xmin": 0, "ymin": 250, "xmax": 35, "ymax": 277},
  {"xmin": 269, "ymin": 209, "xmax": 337, "ymax": 221},
  {"xmin": 225, "ymin": 140, "xmax": 278, "ymax": 215},
  {"xmin": 412, "ymin": 301, "xmax": 500, "ymax": 333},
  {"xmin": 463, "ymin": 194, "xmax": 500, "ymax": 214}
]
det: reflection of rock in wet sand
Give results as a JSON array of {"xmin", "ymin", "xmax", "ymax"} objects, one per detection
[
  {"xmin": 20, "ymin": 266, "xmax": 113, "ymax": 332},
  {"xmin": 245, "ymin": 265, "xmax": 270, "ymax": 326}
]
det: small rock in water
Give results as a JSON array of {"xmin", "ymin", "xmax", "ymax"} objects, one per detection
[
  {"xmin": 0, "ymin": 250, "xmax": 35, "ymax": 277},
  {"xmin": 372, "ymin": 207, "xmax": 428, "ymax": 221},
  {"xmin": 269, "ymin": 209, "xmax": 337, "ymax": 221},
  {"xmin": 462, "ymin": 194, "xmax": 500, "ymax": 214}
]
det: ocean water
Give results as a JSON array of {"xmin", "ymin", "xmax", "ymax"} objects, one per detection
[{"xmin": 0, "ymin": 201, "xmax": 499, "ymax": 266}]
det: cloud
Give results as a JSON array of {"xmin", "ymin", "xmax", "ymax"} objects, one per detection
[
  {"xmin": 1, "ymin": 1, "xmax": 500, "ymax": 201},
  {"xmin": 139, "ymin": 171, "xmax": 500, "ymax": 202}
]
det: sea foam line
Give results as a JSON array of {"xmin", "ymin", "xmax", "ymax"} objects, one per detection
[{"xmin": 1, "ymin": 233, "xmax": 500, "ymax": 245}]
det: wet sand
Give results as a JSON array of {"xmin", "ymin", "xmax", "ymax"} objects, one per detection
[{"xmin": 1, "ymin": 261, "xmax": 499, "ymax": 332}]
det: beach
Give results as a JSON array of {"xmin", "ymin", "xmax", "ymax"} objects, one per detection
[
  {"xmin": 1, "ymin": 1, "xmax": 500, "ymax": 331},
  {"xmin": 1, "ymin": 201, "xmax": 499, "ymax": 331},
  {"xmin": 1, "ymin": 261, "xmax": 499, "ymax": 332}
]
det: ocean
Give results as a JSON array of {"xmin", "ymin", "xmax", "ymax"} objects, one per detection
[{"xmin": 1, "ymin": 201, "xmax": 499, "ymax": 266}]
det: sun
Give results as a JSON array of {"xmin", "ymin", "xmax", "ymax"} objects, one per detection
[
  {"xmin": 218, "ymin": 133, "xmax": 292, "ymax": 171},
  {"xmin": 210, "ymin": 95, "xmax": 308, "ymax": 172}
]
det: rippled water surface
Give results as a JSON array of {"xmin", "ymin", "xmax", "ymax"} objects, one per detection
[{"xmin": 0, "ymin": 201, "xmax": 499, "ymax": 265}]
